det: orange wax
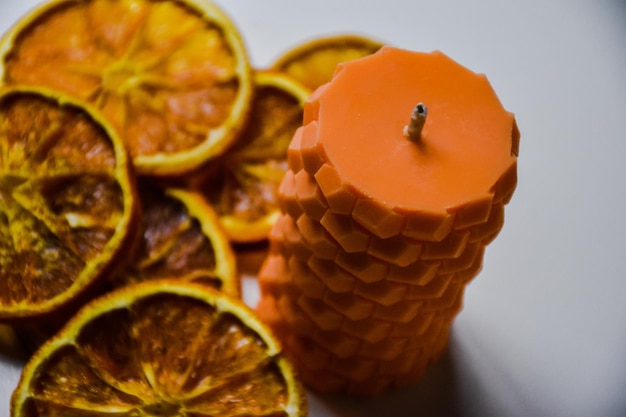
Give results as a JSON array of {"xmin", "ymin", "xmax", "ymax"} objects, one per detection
[
  {"xmin": 257, "ymin": 46, "xmax": 520, "ymax": 396},
  {"xmin": 306, "ymin": 46, "xmax": 519, "ymax": 218}
]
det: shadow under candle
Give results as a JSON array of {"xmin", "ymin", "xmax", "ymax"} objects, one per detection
[{"xmin": 306, "ymin": 329, "xmax": 503, "ymax": 417}]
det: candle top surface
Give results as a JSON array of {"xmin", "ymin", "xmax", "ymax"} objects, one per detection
[{"xmin": 304, "ymin": 46, "xmax": 518, "ymax": 213}]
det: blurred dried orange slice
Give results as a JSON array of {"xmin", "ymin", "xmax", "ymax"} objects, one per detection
[
  {"xmin": 11, "ymin": 280, "xmax": 307, "ymax": 417},
  {"xmin": 198, "ymin": 71, "xmax": 311, "ymax": 243},
  {"xmin": 0, "ymin": 87, "xmax": 137, "ymax": 321},
  {"xmin": 271, "ymin": 34, "xmax": 383, "ymax": 91},
  {"xmin": 114, "ymin": 182, "xmax": 239, "ymax": 297},
  {"xmin": 0, "ymin": 0, "xmax": 253, "ymax": 176}
]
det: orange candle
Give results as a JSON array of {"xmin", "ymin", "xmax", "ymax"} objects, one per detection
[
  {"xmin": 257, "ymin": 46, "xmax": 519, "ymax": 395},
  {"xmin": 305, "ymin": 47, "xmax": 518, "ymax": 231}
]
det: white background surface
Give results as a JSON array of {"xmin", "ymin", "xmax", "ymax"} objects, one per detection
[{"xmin": 1, "ymin": 1, "xmax": 626, "ymax": 416}]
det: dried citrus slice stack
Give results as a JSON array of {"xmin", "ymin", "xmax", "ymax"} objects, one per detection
[
  {"xmin": 11, "ymin": 280, "xmax": 307, "ymax": 417},
  {"xmin": 0, "ymin": 0, "xmax": 252, "ymax": 176},
  {"xmin": 271, "ymin": 34, "xmax": 383, "ymax": 91},
  {"xmin": 114, "ymin": 182, "xmax": 239, "ymax": 297},
  {"xmin": 0, "ymin": 87, "xmax": 137, "ymax": 321},
  {"xmin": 198, "ymin": 71, "xmax": 311, "ymax": 243}
]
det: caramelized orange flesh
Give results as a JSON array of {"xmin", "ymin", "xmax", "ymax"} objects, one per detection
[
  {"xmin": 2, "ymin": 0, "xmax": 251, "ymax": 174},
  {"xmin": 201, "ymin": 72, "xmax": 310, "ymax": 242},
  {"xmin": 272, "ymin": 34, "xmax": 383, "ymax": 90},
  {"xmin": 0, "ymin": 89, "xmax": 135, "ymax": 320},
  {"xmin": 116, "ymin": 183, "xmax": 239, "ymax": 297},
  {"xmin": 11, "ymin": 282, "xmax": 305, "ymax": 416}
]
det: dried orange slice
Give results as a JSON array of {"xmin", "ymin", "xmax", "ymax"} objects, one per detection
[
  {"xmin": 198, "ymin": 71, "xmax": 311, "ymax": 243},
  {"xmin": 11, "ymin": 280, "xmax": 307, "ymax": 417},
  {"xmin": 114, "ymin": 182, "xmax": 239, "ymax": 297},
  {"xmin": 271, "ymin": 34, "xmax": 383, "ymax": 91},
  {"xmin": 0, "ymin": 86, "xmax": 137, "ymax": 322},
  {"xmin": 0, "ymin": 0, "xmax": 253, "ymax": 176}
]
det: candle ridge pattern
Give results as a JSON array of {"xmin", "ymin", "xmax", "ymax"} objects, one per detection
[{"xmin": 256, "ymin": 46, "xmax": 519, "ymax": 395}]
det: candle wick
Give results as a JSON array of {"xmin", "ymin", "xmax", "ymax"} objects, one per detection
[{"xmin": 404, "ymin": 103, "xmax": 428, "ymax": 141}]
